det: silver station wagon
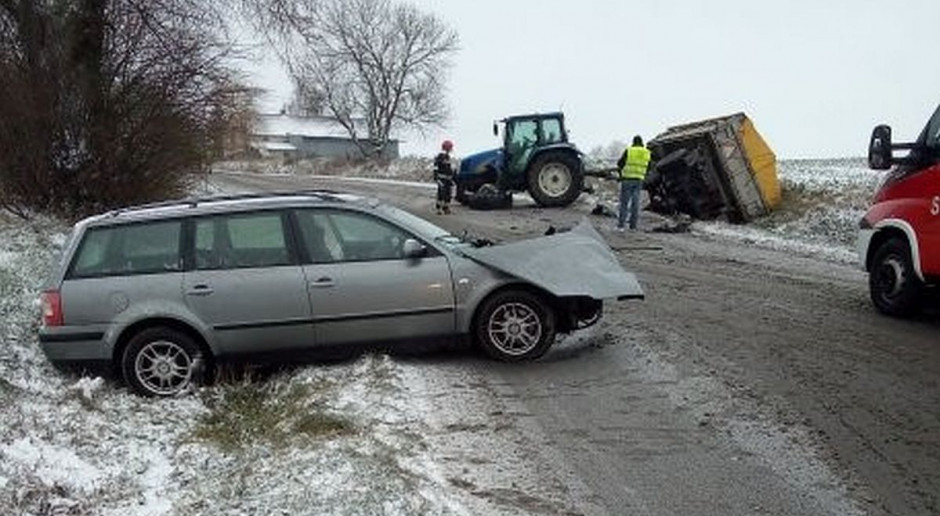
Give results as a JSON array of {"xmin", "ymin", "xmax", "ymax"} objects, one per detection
[{"xmin": 39, "ymin": 191, "xmax": 644, "ymax": 396}]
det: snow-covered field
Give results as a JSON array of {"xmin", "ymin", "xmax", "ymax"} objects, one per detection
[
  {"xmin": 0, "ymin": 158, "xmax": 883, "ymax": 515},
  {"xmin": 694, "ymin": 158, "xmax": 881, "ymax": 264}
]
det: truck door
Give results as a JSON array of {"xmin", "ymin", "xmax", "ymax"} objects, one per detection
[{"xmin": 920, "ymin": 114, "xmax": 940, "ymax": 276}]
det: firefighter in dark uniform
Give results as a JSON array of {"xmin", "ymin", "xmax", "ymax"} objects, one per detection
[{"xmin": 434, "ymin": 140, "xmax": 455, "ymax": 214}]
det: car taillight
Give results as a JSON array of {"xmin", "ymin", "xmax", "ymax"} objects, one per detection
[{"xmin": 41, "ymin": 290, "xmax": 63, "ymax": 327}]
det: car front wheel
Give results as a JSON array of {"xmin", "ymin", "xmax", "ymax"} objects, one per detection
[
  {"xmin": 475, "ymin": 290, "xmax": 556, "ymax": 361},
  {"xmin": 121, "ymin": 327, "xmax": 204, "ymax": 397},
  {"xmin": 869, "ymin": 237, "xmax": 922, "ymax": 317}
]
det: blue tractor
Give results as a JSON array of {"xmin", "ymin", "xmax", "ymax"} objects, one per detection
[{"xmin": 455, "ymin": 112, "xmax": 586, "ymax": 208}]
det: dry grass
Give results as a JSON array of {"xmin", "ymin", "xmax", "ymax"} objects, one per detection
[{"xmin": 193, "ymin": 376, "xmax": 355, "ymax": 453}]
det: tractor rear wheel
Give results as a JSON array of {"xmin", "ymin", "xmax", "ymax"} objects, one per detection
[{"xmin": 527, "ymin": 151, "xmax": 583, "ymax": 207}]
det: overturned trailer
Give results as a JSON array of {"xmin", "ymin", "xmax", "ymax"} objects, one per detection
[{"xmin": 646, "ymin": 113, "xmax": 780, "ymax": 222}]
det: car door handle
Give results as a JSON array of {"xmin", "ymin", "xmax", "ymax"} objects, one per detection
[
  {"xmin": 186, "ymin": 284, "xmax": 214, "ymax": 296},
  {"xmin": 309, "ymin": 277, "xmax": 335, "ymax": 288}
]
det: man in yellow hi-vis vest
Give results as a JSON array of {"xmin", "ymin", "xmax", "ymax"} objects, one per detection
[{"xmin": 616, "ymin": 135, "xmax": 652, "ymax": 231}]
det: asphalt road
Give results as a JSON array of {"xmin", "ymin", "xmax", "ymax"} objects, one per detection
[{"xmin": 210, "ymin": 172, "xmax": 940, "ymax": 516}]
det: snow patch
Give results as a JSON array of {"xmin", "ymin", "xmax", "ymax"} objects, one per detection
[
  {"xmin": 1, "ymin": 437, "xmax": 102, "ymax": 493},
  {"xmin": 68, "ymin": 376, "xmax": 105, "ymax": 402}
]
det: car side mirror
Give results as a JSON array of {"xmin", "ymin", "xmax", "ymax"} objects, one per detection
[
  {"xmin": 402, "ymin": 239, "xmax": 427, "ymax": 259},
  {"xmin": 869, "ymin": 124, "xmax": 893, "ymax": 170}
]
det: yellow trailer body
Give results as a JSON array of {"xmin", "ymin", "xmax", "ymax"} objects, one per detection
[
  {"xmin": 739, "ymin": 117, "xmax": 781, "ymax": 210},
  {"xmin": 647, "ymin": 113, "xmax": 780, "ymax": 222}
]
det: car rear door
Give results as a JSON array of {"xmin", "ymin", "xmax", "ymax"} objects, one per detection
[
  {"xmin": 293, "ymin": 208, "xmax": 455, "ymax": 347},
  {"xmin": 183, "ymin": 211, "xmax": 314, "ymax": 355}
]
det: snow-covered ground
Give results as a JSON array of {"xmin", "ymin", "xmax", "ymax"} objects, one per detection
[
  {"xmin": 0, "ymin": 211, "xmax": 590, "ymax": 515},
  {"xmin": 694, "ymin": 158, "xmax": 881, "ymax": 264},
  {"xmin": 0, "ymin": 158, "xmax": 884, "ymax": 514}
]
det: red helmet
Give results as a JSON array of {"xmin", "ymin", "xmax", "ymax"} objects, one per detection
[{"xmin": 441, "ymin": 140, "xmax": 454, "ymax": 151}]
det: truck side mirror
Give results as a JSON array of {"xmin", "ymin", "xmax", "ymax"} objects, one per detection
[
  {"xmin": 493, "ymin": 123, "xmax": 498, "ymax": 137},
  {"xmin": 869, "ymin": 124, "xmax": 893, "ymax": 170}
]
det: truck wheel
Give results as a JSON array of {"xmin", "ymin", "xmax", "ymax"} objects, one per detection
[
  {"xmin": 527, "ymin": 151, "xmax": 583, "ymax": 207},
  {"xmin": 122, "ymin": 327, "xmax": 205, "ymax": 397},
  {"xmin": 474, "ymin": 290, "xmax": 556, "ymax": 362},
  {"xmin": 869, "ymin": 237, "xmax": 922, "ymax": 317}
]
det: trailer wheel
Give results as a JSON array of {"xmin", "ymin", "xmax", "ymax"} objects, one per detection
[
  {"xmin": 527, "ymin": 151, "xmax": 583, "ymax": 207},
  {"xmin": 869, "ymin": 237, "xmax": 922, "ymax": 317}
]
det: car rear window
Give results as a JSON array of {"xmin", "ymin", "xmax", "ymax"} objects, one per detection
[{"xmin": 69, "ymin": 220, "xmax": 182, "ymax": 278}]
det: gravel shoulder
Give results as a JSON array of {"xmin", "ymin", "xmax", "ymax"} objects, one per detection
[{"xmin": 211, "ymin": 172, "xmax": 940, "ymax": 516}]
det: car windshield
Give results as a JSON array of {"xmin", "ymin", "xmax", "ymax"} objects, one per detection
[
  {"xmin": 376, "ymin": 203, "xmax": 452, "ymax": 240},
  {"xmin": 376, "ymin": 203, "xmax": 492, "ymax": 250}
]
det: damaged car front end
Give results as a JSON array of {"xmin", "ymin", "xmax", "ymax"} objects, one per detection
[{"xmin": 401, "ymin": 211, "xmax": 645, "ymax": 361}]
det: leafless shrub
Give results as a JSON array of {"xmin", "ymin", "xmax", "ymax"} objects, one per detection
[{"xmin": 0, "ymin": 1, "xmax": 254, "ymax": 220}]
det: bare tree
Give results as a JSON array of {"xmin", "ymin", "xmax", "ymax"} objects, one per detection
[
  {"xmin": 0, "ymin": 0, "xmax": 253, "ymax": 220},
  {"xmin": 244, "ymin": 0, "xmax": 458, "ymax": 158}
]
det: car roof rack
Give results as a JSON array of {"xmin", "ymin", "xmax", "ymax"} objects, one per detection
[{"xmin": 106, "ymin": 189, "xmax": 346, "ymax": 218}]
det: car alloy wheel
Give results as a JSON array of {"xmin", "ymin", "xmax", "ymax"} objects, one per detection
[
  {"xmin": 134, "ymin": 340, "xmax": 194, "ymax": 396},
  {"xmin": 122, "ymin": 327, "xmax": 203, "ymax": 397},
  {"xmin": 475, "ymin": 290, "xmax": 556, "ymax": 362},
  {"xmin": 487, "ymin": 302, "xmax": 543, "ymax": 357}
]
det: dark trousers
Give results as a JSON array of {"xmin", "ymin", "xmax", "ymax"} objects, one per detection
[{"xmin": 436, "ymin": 178, "xmax": 453, "ymax": 204}]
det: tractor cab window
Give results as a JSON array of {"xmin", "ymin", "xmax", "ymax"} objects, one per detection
[
  {"xmin": 506, "ymin": 119, "xmax": 539, "ymax": 174},
  {"xmin": 541, "ymin": 118, "xmax": 563, "ymax": 144},
  {"xmin": 508, "ymin": 119, "xmax": 538, "ymax": 149}
]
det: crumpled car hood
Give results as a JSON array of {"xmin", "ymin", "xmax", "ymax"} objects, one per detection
[{"xmin": 461, "ymin": 219, "xmax": 645, "ymax": 301}]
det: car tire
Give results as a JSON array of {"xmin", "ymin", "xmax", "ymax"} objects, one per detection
[
  {"xmin": 869, "ymin": 237, "xmax": 922, "ymax": 317},
  {"xmin": 475, "ymin": 290, "xmax": 556, "ymax": 362},
  {"xmin": 527, "ymin": 151, "xmax": 583, "ymax": 207},
  {"xmin": 121, "ymin": 327, "xmax": 204, "ymax": 397}
]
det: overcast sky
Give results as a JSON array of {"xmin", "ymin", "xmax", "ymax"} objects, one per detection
[{"xmin": 248, "ymin": 0, "xmax": 940, "ymax": 159}]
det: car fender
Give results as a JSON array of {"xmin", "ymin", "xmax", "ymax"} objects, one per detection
[
  {"xmin": 446, "ymin": 255, "xmax": 520, "ymax": 333},
  {"xmin": 105, "ymin": 301, "xmax": 219, "ymax": 356}
]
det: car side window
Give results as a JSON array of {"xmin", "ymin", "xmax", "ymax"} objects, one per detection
[
  {"xmin": 70, "ymin": 220, "xmax": 182, "ymax": 278},
  {"xmin": 297, "ymin": 209, "xmax": 411, "ymax": 263},
  {"xmin": 194, "ymin": 212, "xmax": 291, "ymax": 270}
]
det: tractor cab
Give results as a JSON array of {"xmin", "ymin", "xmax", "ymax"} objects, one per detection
[{"xmin": 498, "ymin": 114, "xmax": 568, "ymax": 188}]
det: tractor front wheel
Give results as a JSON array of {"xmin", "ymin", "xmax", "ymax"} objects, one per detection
[{"xmin": 527, "ymin": 151, "xmax": 584, "ymax": 207}]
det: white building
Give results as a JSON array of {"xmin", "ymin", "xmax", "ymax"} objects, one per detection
[{"xmin": 251, "ymin": 114, "xmax": 400, "ymax": 160}]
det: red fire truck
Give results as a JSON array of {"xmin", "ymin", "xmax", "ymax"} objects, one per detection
[{"xmin": 859, "ymin": 104, "xmax": 940, "ymax": 316}]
